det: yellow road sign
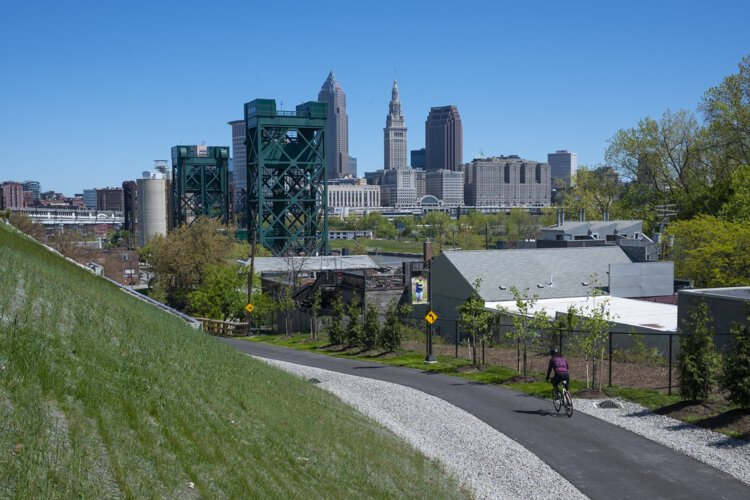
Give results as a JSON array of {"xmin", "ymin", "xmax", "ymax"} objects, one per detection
[
  {"xmin": 245, "ymin": 303, "xmax": 255, "ymax": 314},
  {"xmin": 424, "ymin": 310, "xmax": 438, "ymax": 325}
]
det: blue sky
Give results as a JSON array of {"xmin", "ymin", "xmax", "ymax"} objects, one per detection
[{"xmin": 1, "ymin": 0, "xmax": 748, "ymax": 196}]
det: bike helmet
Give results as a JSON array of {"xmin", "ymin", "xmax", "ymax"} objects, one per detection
[{"xmin": 550, "ymin": 348, "xmax": 559, "ymax": 356}]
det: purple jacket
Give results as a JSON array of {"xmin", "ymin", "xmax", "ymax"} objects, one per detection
[{"xmin": 546, "ymin": 355, "xmax": 569, "ymax": 378}]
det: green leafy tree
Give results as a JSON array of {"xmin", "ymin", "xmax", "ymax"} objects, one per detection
[
  {"xmin": 500, "ymin": 287, "xmax": 550, "ymax": 376},
  {"xmin": 719, "ymin": 166, "xmax": 750, "ymax": 223},
  {"xmin": 378, "ymin": 300, "xmax": 405, "ymax": 352},
  {"xmin": 578, "ymin": 291, "xmax": 615, "ymax": 390},
  {"xmin": 678, "ymin": 302, "xmax": 721, "ymax": 401},
  {"xmin": 666, "ymin": 215, "xmax": 750, "ymax": 287},
  {"xmin": 187, "ymin": 264, "xmax": 245, "ymax": 321},
  {"xmin": 345, "ymin": 295, "xmax": 363, "ymax": 347},
  {"xmin": 327, "ymin": 294, "xmax": 346, "ymax": 345},
  {"xmin": 606, "ymin": 109, "xmax": 706, "ymax": 206},
  {"xmin": 309, "ymin": 288, "xmax": 323, "ymax": 340},
  {"xmin": 699, "ymin": 55, "xmax": 750, "ymax": 176},
  {"xmin": 720, "ymin": 312, "xmax": 750, "ymax": 408},
  {"xmin": 563, "ymin": 166, "xmax": 626, "ymax": 220},
  {"xmin": 458, "ymin": 278, "xmax": 495, "ymax": 367},
  {"xmin": 361, "ymin": 304, "xmax": 380, "ymax": 351},
  {"xmin": 147, "ymin": 217, "xmax": 237, "ymax": 310},
  {"xmin": 555, "ymin": 305, "xmax": 580, "ymax": 354}
]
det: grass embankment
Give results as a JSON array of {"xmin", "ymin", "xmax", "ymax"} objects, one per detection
[{"xmin": 0, "ymin": 223, "xmax": 465, "ymax": 498}]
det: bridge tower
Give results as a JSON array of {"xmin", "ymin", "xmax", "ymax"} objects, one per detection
[
  {"xmin": 170, "ymin": 145, "xmax": 230, "ymax": 228},
  {"xmin": 245, "ymin": 99, "xmax": 328, "ymax": 256}
]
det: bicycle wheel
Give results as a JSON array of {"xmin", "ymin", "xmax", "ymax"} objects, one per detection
[
  {"xmin": 563, "ymin": 391, "xmax": 573, "ymax": 417},
  {"xmin": 552, "ymin": 389, "xmax": 561, "ymax": 412}
]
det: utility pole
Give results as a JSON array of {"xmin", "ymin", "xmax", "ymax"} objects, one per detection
[{"xmin": 246, "ymin": 227, "xmax": 257, "ymax": 335}]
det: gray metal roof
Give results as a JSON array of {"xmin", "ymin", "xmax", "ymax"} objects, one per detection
[
  {"xmin": 542, "ymin": 220, "xmax": 642, "ymax": 234},
  {"xmin": 679, "ymin": 287, "xmax": 750, "ymax": 301},
  {"xmin": 440, "ymin": 246, "xmax": 633, "ymax": 301},
  {"xmin": 242, "ymin": 255, "xmax": 379, "ymax": 273}
]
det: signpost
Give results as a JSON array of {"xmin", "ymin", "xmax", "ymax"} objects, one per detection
[
  {"xmin": 425, "ymin": 310, "xmax": 438, "ymax": 325},
  {"xmin": 245, "ymin": 303, "xmax": 255, "ymax": 314}
]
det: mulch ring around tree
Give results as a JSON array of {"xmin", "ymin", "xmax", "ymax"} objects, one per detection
[{"xmin": 655, "ymin": 400, "xmax": 750, "ymax": 441}]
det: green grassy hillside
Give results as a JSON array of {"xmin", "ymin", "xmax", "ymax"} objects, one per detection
[{"xmin": 0, "ymin": 223, "xmax": 464, "ymax": 498}]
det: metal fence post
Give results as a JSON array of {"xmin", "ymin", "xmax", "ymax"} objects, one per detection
[
  {"xmin": 455, "ymin": 320, "xmax": 459, "ymax": 358},
  {"xmin": 608, "ymin": 332, "xmax": 613, "ymax": 387},
  {"xmin": 668, "ymin": 333, "xmax": 673, "ymax": 395}
]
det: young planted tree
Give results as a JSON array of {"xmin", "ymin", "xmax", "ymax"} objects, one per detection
[
  {"xmin": 309, "ymin": 288, "xmax": 323, "ymax": 340},
  {"xmin": 327, "ymin": 294, "xmax": 346, "ymax": 346},
  {"xmin": 501, "ymin": 287, "xmax": 550, "ymax": 376},
  {"xmin": 378, "ymin": 300, "xmax": 405, "ymax": 352},
  {"xmin": 458, "ymin": 279, "xmax": 495, "ymax": 367},
  {"xmin": 345, "ymin": 295, "xmax": 363, "ymax": 348},
  {"xmin": 721, "ymin": 316, "xmax": 750, "ymax": 409},
  {"xmin": 361, "ymin": 304, "xmax": 380, "ymax": 352},
  {"xmin": 555, "ymin": 305, "xmax": 580, "ymax": 354},
  {"xmin": 578, "ymin": 290, "xmax": 615, "ymax": 390},
  {"xmin": 679, "ymin": 302, "xmax": 721, "ymax": 400}
]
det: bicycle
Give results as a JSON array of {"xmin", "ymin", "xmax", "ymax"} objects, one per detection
[{"xmin": 552, "ymin": 380, "xmax": 573, "ymax": 417}]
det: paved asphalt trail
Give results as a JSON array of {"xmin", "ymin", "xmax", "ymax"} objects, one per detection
[{"xmin": 221, "ymin": 338, "xmax": 750, "ymax": 499}]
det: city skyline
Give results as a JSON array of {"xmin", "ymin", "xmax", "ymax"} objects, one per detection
[{"xmin": 1, "ymin": 1, "xmax": 749, "ymax": 195}]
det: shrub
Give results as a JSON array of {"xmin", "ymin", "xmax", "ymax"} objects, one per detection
[
  {"xmin": 345, "ymin": 296, "xmax": 363, "ymax": 347},
  {"xmin": 721, "ymin": 317, "xmax": 750, "ymax": 408},
  {"xmin": 378, "ymin": 301, "xmax": 403, "ymax": 352},
  {"xmin": 327, "ymin": 295, "xmax": 345, "ymax": 345},
  {"xmin": 678, "ymin": 302, "xmax": 721, "ymax": 401},
  {"xmin": 361, "ymin": 305, "xmax": 379, "ymax": 351}
]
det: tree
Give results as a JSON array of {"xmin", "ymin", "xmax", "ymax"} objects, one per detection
[
  {"xmin": 309, "ymin": 288, "xmax": 323, "ymax": 340},
  {"xmin": 563, "ymin": 166, "xmax": 626, "ymax": 220},
  {"xmin": 501, "ymin": 287, "xmax": 549, "ymax": 376},
  {"xmin": 666, "ymin": 215, "xmax": 750, "ymax": 288},
  {"xmin": 327, "ymin": 294, "xmax": 345, "ymax": 346},
  {"xmin": 606, "ymin": 109, "xmax": 708, "ymax": 216},
  {"xmin": 378, "ymin": 300, "xmax": 406, "ymax": 352},
  {"xmin": 361, "ymin": 304, "xmax": 379, "ymax": 351},
  {"xmin": 423, "ymin": 211, "xmax": 451, "ymax": 249},
  {"xmin": 678, "ymin": 301, "xmax": 721, "ymax": 401},
  {"xmin": 458, "ymin": 279, "xmax": 495, "ymax": 367},
  {"xmin": 187, "ymin": 264, "xmax": 245, "ymax": 321},
  {"xmin": 719, "ymin": 165, "xmax": 750, "ymax": 223},
  {"xmin": 345, "ymin": 295, "xmax": 363, "ymax": 348},
  {"xmin": 554, "ymin": 305, "xmax": 580, "ymax": 354},
  {"xmin": 699, "ymin": 54, "xmax": 750, "ymax": 175},
  {"xmin": 6, "ymin": 212, "xmax": 45, "ymax": 241},
  {"xmin": 721, "ymin": 312, "xmax": 750, "ymax": 409},
  {"xmin": 577, "ymin": 290, "xmax": 615, "ymax": 390},
  {"xmin": 147, "ymin": 217, "xmax": 238, "ymax": 310}
]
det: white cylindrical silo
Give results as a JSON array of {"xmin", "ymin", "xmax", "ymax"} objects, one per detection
[{"xmin": 137, "ymin": 174, "xmax": 168, "ymax": 247}]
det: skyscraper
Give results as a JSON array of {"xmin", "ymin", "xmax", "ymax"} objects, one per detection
[
  {"xmin": 228, "ymin": 119, "xmax": 247, "ymax": 218},
  {"xmin": 425, "ymin": 106, "xmax": 462, "ymax": 171},
  {"xmin": 318, "ymin": 71, "xmax": 349, "ymax": 179},
  {"xmin": 547, "ymin": 150, "xmax": 578, "ymax": 186},
  {"xmin": 384, "ymin": 80, "xmax": 407, "ymax": 170}
]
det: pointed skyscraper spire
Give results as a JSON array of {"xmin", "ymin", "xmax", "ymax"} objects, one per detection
[
  {"xmin": 384, "ymin": 80, "xmax": 407, "ymax": 170},
  {"xmin": 318, "ymin": 71, "xmax": 349, "ymax": 178}
]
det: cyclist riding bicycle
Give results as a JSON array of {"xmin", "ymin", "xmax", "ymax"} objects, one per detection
[{"xmin": 545, "ymin": 348, "xmax": 569, "ymax": 396}]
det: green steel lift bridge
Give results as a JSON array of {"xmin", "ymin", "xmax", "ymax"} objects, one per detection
[
  {"xmin": 245, "ymin": 99, "xmax": 328, "ymax": 256},
  {"xmin": 170, "ymin": 145, "xmax": 230, "ymax": 227}
]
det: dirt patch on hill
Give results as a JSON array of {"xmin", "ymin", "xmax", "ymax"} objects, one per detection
[{"xmin": 656, "ymin": 401, "xmax": 750, "ymax": 441}]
